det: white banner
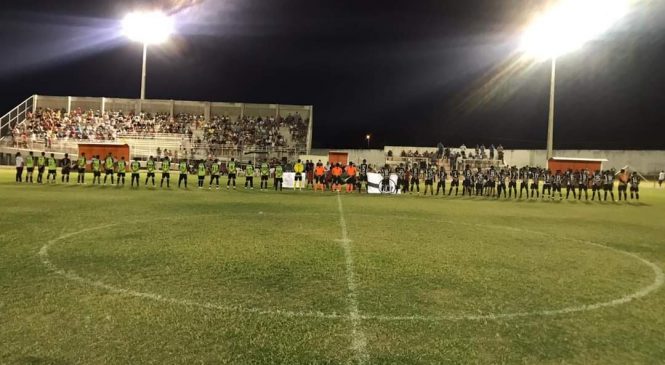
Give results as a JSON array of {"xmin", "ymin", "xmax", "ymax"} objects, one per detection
[
  {"xmin": 367, "ymin": 172, "xmax": 399, "ymax": 194},
  {"xmin": 282, "ymin": 172, "xmax": 298, "ymax": 189}
]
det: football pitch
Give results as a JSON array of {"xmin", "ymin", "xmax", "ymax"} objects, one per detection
[{"xmin": 1, "ymin": 169, "xmax": 664, "ymax": 364}]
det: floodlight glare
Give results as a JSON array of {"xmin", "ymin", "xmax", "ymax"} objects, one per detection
[
  {"xmin": 122, "ymin": 11, "xmax": 173, "ymax": 45},
  {"xmin": 520, "ymin": 0, "xmax": 631, "ymax": 59}
]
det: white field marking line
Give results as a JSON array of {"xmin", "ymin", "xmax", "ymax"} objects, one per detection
[
  {"xmin": 37, "ymin": 212, "xmax": 664, "ymax": 323},
  {"xmin": 343, "ymin": 215, "xmax": 665, "ymax": 322},
  {"xmin": 38, "ymin": 214, "xmax": 344, "ymax": 320},
  {"xmin": 335, "ymin": 193, "xmax": 369, "ymax": 364}
]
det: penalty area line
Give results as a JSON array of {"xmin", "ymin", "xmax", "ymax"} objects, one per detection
[{"xmin": 336, "ymin": 193, "xmax": 369, "ymax": 364}]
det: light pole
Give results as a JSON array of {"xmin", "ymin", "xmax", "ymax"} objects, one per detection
[
  {"xmin": 520, "ymin": 0, "xmax": 631, "ymax": 161},
  {"xmin": 546, "ymin": 57, "xmax": 556, "ymax": 160},
  {"xmin": 122, "ymin": 11, "xmax": 174, "ymax": 100},
  {"xmin": 366, "ymin": 134, "xmax": 371, "ymax": 148}
]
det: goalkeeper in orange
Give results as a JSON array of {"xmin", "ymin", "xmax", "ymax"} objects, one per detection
[{"xmin": 345, "ymin": 162, "xmax": 357, "ymax": 193}]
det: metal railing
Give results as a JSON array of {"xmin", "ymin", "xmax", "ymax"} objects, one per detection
[{"xmin": 0, "ymin": 95, "xmax": 35, "ymax": 139}]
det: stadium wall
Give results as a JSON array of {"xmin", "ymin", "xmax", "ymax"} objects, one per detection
[
  {"xmin": 503, "ymin": 150, "xmax": 665, "ymax": 174},
  {"xmin": 310, "ymin": 149, "xmax": 385, "ymax": 166},
  {"xmin": 309, "ymin": 148, "xmax": 665, "ymax": 175}
]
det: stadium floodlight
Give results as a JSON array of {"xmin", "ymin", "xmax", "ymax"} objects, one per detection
[
  {"xmin": 122, "ymin": 11, "xmax": 174, "ymax": 100},
  {"xmin": 519, "ymin": 0, "xmax": 631, "ymax": 160},
  {"xmin": 366, "ymin": 134, "xmax": 371, "ymax": 148}
]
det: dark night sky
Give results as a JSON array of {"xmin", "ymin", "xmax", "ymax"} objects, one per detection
[{"xmin": 1, "ymin": 0, "xmax": 663, "ymax": 149}]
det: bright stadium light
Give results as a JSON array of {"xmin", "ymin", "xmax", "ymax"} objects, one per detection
[
  {"xmin": 122, "ymin": 11, "xmax": 174, "ymax": 100},
  {"xmin": 122, "ymin": 11, "xmax": 173, "ymax": 45},
  {"xmin": 519, "ymin": 0, "xmax": 632, "ymax": 160}
]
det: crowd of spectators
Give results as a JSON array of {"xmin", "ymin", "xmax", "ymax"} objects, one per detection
[
  {"xmin": 10, "ymin": 108, "xmax": 200, "ymax": 147},
  {"xmin": 202, "ymin": 112, "xmax": 309, "ymax": 151}
]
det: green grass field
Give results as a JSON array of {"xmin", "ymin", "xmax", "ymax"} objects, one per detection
[{"xmin": 1, "ymin": 168, "xmax": 665, "ymax": 364}]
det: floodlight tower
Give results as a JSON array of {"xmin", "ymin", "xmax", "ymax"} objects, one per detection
[
  {"xmin": 122, "ymin": 11, "xmax": 174, "ymax": 100},
  {"xmin": 520, "ymin": 0, "xmax": 631, "ymax": 160}
]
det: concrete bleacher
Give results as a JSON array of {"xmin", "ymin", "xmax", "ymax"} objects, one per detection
[{"xmin": 0, "ymin": 95, "xmax": 313, "ymax": 161}]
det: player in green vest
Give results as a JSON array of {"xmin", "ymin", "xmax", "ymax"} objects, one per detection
[
  {"xmin": 116, "ymin": 156, "xmax": 127, "ymax": 186},
  {"xmin": 76, "ymin": 153, "xmax": 87, "ymax": 184},
  {"xmin": 274, "ymin": 163, "xmax": 284, "ymax": 191},
  {"xmin": 209, "ymin": 159, "xmax": 220, "ymax": 189},
  {"xmin": 197, "ymin": 160, "xmax": 207, "ymax": 188},
  {"xmin": 25, "ymin": 151, "xmax": 35, "ymax": 183},
  {"xmin": 103, "ymin": 153, "xmax": 115, "ymax": 185},
  {"xmin": 61, "ymin": 153, "xmax": 72, "ymax": 184},
  {"xmin": 37, "ymin": 152, "xmax": 46, "ymax": 184},
  {"xmin": 160, "ymin": 157, "xmax": 171, "ymax": 188},
  {"xmin": 130, "ymin": 158, "xmax": 141, "ymax": 187},
  {"xmin": 260, "ymin": 161, "xmax": 270, "ymax": 190},
  {"xmin": 178, "ymin": 159, "xmax": 188, "ymax": 188},
  {"xmin": 245, "ymin": 161, "xmax": 255, "ymax": 189},
  {"xmin": 91, "ymin": 155, "xmax": 102, "ymax": 184},
  {"xmin": 46, "ymin": 153, "xmax": 57, "ymax": 184},
  {"xmin": 145, "ymin": 156, "xmax": 156, "ymax": 186},
  {"xmin": 227, "ymin": 158, "xmax": 237, "ymax": 189}
]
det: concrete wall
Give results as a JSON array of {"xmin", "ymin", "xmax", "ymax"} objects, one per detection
[
  {"xmin": 503, "ymin": 150, "xmax": 665, "ymax": 174},
  {"xmin": 309, "ymin": 149, "xmax": 386, "ymax": 166},
  {"xmin": 310, "ymin": 148, "xmax": 665, "ymax": 174}
]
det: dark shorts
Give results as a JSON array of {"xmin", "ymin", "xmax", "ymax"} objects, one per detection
[
  {"xmin": 618, "ymin": 185, "xmax": 627, "ymax": 191},
  {"xmin": 358, "ymin": 175, "xmax": 367, "ymax": 182},
  {"xmin": 509, "ymin": 181, "xmax": 516, "ymax": 187},
  {"xmin": 425, "ymin": 179, "xmax": 433, "ymax": 185},
  {"xmin": 315, "ymin": 175, "xmax": 324, "ymax": 183},
  {"xmin": 94, "ymin": 171, "xmax": 101, "ymax": 176},
  {"xmin": 228, "ymin": 173, "xmax": 236, "ymax": 179},
  {"xmin": 27, "ymin": 167, "xmax": 34, "ymax": 173},
  {"xmin": 347, "ymin": 176, "xmax": 356, "ymax": 185},
  {"xmin": 451, "ymin": 180, "xmax": 459, "ymax": 187},
  {"xmin": 578, "ymin": 184, "xmax": 587, "ymax": 189},
  {"xmin": 332, "ymin": 176, "xmax": 342, "ymax": 184},
  {"xmin": 117, "ymin": 172, "xmax": 125, "ymax": 177},
  {"xmin": 62, "ymin": 168, "xmax": 70, "ymax": 175},
  {"xmin": 295, "ymin": 173, "xmax": 302, "ymax": 181},
  {"xmin": 531, "ymin": 183, "xmax": 539, "ymax": 189},
  {"xmin": 162, "ymin": 172, "xmax": 170, "ymax": 178},
  {"xmin": 463, "ymin": 179, "xmax": 471, "ymax": 187},
  {"xmin": 543, "ymin": 183, "xmax": 551, "ymax": 188},
  {"xmin": 132, "ymin": 172, "xmax": 139, "ymax": 177},
  {"xmin": 78, "ymin": 168, "xmax": 85, "ymax": 174},
  {"xmin": 105, "ymin": 169, "xmax": 113, "ymax": 174},
  {"xmin": 603, "ymin": 184, "xmax": 612, "ymax": 191},
  {"xmin": 48, "ymin": 169, "xmax": 56, "ymax": 174},
  {"xmin": 261, "ymin": 175, "xmax": 269, "ymax": 181},
  {"xmin": 38, "ymin": 166, "xmax": 45, "ymax": 173},
  {"xmin": 630, "ymin": 186, "xmax": 639, "ymax": 192},
  {"xmin": 147, "ymin": 172, "xmax": 155, "ymax": 177},
  {"xmin": 592, "ymin": 184, "xmax": 601, "ymax": 191}
]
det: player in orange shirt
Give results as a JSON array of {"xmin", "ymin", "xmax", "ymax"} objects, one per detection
[
  {"xmin": 314, "ymin": 161, "xmax": 326, "ymax": 192},
  {"xmin": 331, "ymin": 163, "xmax": 343, "ymax": 192},
  {"xmin": 345, "ymin": 162, "xmax": 357, "ymax": 193}
]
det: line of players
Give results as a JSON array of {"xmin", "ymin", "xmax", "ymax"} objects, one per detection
[
  {"xmin": 14, "ymin": 152, "xmax": 295, "ymax": 191},
  {"xmin": 380, "ymin": 163, "xmax": 642, "ymax": 201},
  {"xmin": 14, "ymin": 151, "xmax": 642, "ymax": 200}
]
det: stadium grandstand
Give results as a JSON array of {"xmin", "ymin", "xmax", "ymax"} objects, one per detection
[{"xmin": 0, "ymin": 95, "xmax": 313, "ymax": 162}]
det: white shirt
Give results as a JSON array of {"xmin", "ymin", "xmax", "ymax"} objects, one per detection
[
  {"xmin": 15, "ymin": 156, "xmax": 23, "ymax": 167},
  {"xmin": 659, "ymin": 172, "xmax": 665, "ymax": 180}
]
